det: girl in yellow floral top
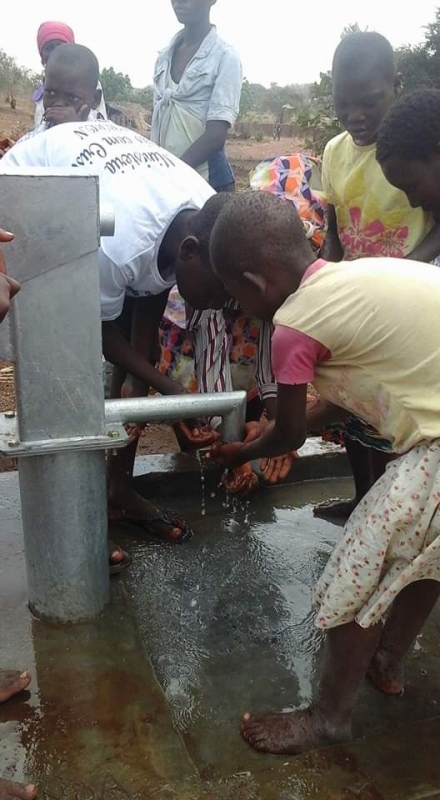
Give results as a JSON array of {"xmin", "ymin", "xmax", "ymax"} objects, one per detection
[{"xmin": 318, "ymin": 31, "xmax": 440, "ymax": 522}]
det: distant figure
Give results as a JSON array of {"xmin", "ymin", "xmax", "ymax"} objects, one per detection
[
  {"xmin": 151, "ymin": 0, "xmax": 242, "ymax": 192},
  {"xmin": 273, "ymin": 121, "xmax": 281, "ymax": 141},
  {"xmin": 32, "ymin": 21, "xmax": 107, "ymax": 128}
]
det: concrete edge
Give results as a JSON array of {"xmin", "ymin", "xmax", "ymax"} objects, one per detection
[{"xmin": 133, "ymin": 449, "xmax": 350, "ymax": 499}]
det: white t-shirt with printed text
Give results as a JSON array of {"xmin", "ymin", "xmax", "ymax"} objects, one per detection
[{"xmin": 1, "ymin": 120, "xmax": 214, "ymax": 320}]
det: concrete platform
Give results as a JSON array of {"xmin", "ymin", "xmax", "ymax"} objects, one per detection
[{"xmin": 1, "ymin": 457, "xmax": 440, "ymax": 799}]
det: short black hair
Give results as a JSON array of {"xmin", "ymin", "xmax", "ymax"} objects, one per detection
[
  {"xmin": 376, "ymin": 90, "xmax": 440, "ymax": 164},
  {"xmin": 47, "ymin": 43, "xmax": 100, "ymax": 91},
  {"xmin": 210, "ymin": 191, "xmax": 311, "ymax": 278},
  {"xmin": 333, "ymin": 32, "xmax": 395, "ymax": 83},
  {"xmin": 188, "ymin": 192, "xmax": 234, "ymax": 266}
]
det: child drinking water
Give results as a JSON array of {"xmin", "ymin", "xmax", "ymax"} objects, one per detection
[
  {"xmin": 209, "ymin": 191, "xmax": 440, "ymax": 755},
  {"xmin": 317, "ymin": 32, "xmax": 440, "ymax": 523}
]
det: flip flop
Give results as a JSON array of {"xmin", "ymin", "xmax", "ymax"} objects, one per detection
[
  {"xmin": 108, "ymin": 540, "xmax": 132, "ymax": 575},
  {"xmin": 113, "ymin": 505, "xmax": 194, "ymax": 544}
]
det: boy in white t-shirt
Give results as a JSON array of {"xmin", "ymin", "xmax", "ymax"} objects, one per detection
[{"xmin": 1, "ymin": 118, "xmax": 223, "ymax": 542}]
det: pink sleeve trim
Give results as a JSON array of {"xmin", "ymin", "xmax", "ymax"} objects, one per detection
[{"xmin": 272, "ymin": 325, "xmax": 331, "ymax": 385}]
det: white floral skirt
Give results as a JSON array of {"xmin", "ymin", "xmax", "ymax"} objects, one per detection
[{"xmin": 314, "ymin": 439, "xmax": 440, "ymax": 629}]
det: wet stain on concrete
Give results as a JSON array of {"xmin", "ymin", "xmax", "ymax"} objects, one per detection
[{"xmin": 2, "ymin": 469, "xmax": 440, "ymax": 798}]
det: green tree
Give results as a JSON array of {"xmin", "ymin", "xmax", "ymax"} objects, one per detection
[
  {"xmin": 340, "ymin": 22, "xmax": 364, "ymax": 38},
  {"xmin": 133, "ymin": 85, "xmax": 154, "ymax": 110},
  {"xmin": 238, "ymin": 78, "xmax": 253, "ymax": 120},
  {"xmin": 0, "ymin": 50, "xmax": 35, "ymax": 96},
  {"xmin": 395, "ymin": 45, "xmax": 432, "ymax": 92},
  {"xmin": 296, "ymin": 71, "xmax": 340, "ymax": 155},
  {"xmin": 100, "ymin": 67, "xmax": 133, "ymax": 102},
  {"xmin": 424, "ymin": 7, "xmax": 440, "ymax": 56}
]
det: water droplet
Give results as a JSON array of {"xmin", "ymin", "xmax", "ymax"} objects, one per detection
[{"xmin": 195, "ymin": 450, "xmax": 206, "ymax": 518}]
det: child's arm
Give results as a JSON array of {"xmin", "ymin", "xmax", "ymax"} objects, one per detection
[
  {"xmin": 210, "ymin": 383, "xmax": 308, "ymax": 468},
  {"xmin": 181, "ymin": 121, "xmax": 230, "ymax": 170},
  {"xmin": 180, "ymin": 49, "xmax": 242, "ymax": 170},
  {"xmin": 406, "ymin": 221, "xmax": 440, "ymax": 263},
  {"xmin": 102, "ymin": 322, "xmax": 184, "ymax": 397},
  {"xmin": 320, "ymin": 204, "xmax": 343, "ymax": 262}
]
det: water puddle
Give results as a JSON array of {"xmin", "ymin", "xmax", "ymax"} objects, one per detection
[{"xmin": 3, "ymin": 471, "xmax": 440, "ymax": 797}]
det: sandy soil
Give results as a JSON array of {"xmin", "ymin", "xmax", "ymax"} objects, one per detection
[{"xmin": 0, "ymin": 99, "xmax": 34, "ymax": 140}]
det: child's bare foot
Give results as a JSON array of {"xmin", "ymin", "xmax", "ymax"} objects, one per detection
[
  {"xmin": 0, "ymin": 670, "xmax": 31, "ymax": 703},
  {"xmin": 367, "ymin": 650, "xmax": 405, "ymax": 696},
  {"xmin": 241, "ymin": 708, "xmax": 351, "ymax": 755},
  {"xmin": 0, "ymin": 778, "xmax": 37, "ymax": 799},
  {"xmin": 313, "ymin": 498, "xmax": 358, "ymax": 522}
]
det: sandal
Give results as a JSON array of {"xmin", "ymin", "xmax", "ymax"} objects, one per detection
[{"xmin": 110, "ymin": 505, "xmax": 194, "ymax": 544}]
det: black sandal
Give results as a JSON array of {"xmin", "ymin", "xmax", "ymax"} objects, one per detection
[{"xmin": 115, "ymin": 505, "xmax": 194, "ymax": 544}]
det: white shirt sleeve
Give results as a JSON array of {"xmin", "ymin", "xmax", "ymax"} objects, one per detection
[
  {"xmin": 99, "ymin": 251, "xmax": 128, "ymax": 322},
  {"xmin": 207, "ymin": 47, "xmax": 243, "ymax": 126}
]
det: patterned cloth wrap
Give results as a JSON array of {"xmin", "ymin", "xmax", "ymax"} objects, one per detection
[
  {"xmin": 323, "ymin": 416, "xmax": 395, "ymax": 452},
  {"xmin": 249, "ymin": 153, "xmax": 327, "ymax": 251}
]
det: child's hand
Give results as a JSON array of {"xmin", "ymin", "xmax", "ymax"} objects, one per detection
[
  {"xmin": 221, "ymin": 462, "xmax": 259, "ymax": 496},
  {"xmin": 208, "ymin": 441, "xmax": 246, "ymax": 468},
  {"xmin": 260, "ymin": 451, "xmax": 299, "ymax": 485},
  {"xmin": 0, "ymin": 228, "xmax": 14, "ymax": 247},
  {"xmin": 44, "ymin": 104, "xmax": 90, "ymax": 127},
  {"xmin": 0, "ymin": 275, "xmax": 20, "ymax": 322},
  {"xmin": 0, "ymin": 139, "xmax": 15, "ymax": 157},
  {"xmin": 174, "ymin": 420, "xmax": 220, "ymax": 450},
  {"xmin": 0, "ymin": 229, "xmax": 20, "ymax": 323},
  {"xmin": 121, "ymin": 378, "xmax": 146, "ymax": 442},
  {"xmin": 242, "ymin": 419, "xmax": 269, "ymax": 443}
]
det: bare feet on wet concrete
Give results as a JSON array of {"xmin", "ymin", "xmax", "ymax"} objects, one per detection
[
  {"xmin": 0, "ymin": 780, "xmax": 37, "ymax": 799},
  {"xmin": 313, "ymin": 498, "xmax": 358, "ymax": 523},
  {"xmin": 0, "ymin": 672, "xmax": 36, "ymax": 797},
  {"xmin": 367, "ymin": 648, "xmax": 405, "ymax": 696},
  {"xmin": 0, "ymin": 778, "xmax": 37, "ymax": 800},
  {"xmin": 0, "ymin": 670, "xmax": 31, "ymax": 704},
  {"xmin": 241, "ymin": 708, "xmax": 351, "ymax": 755}
]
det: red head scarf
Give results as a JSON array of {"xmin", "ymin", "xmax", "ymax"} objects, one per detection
[{"xmin": 37, "ymin": 21, "xmax": 75, "ymax": 56}]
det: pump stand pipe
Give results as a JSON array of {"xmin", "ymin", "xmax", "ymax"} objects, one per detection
[{"xmin": 105, "ymin": 391, "xmax": 247, "ymax": 444}]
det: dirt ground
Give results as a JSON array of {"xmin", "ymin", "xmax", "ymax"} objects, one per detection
[{"xmin": 0, "ymin": 99, "xmax": 34, "ymax": 141}]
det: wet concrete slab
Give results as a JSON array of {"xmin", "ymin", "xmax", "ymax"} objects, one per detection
[
  {"xmin": 0, "ymin": 471, "xmax": 199, "ymax": 798},
  {"xmin": 1, "ymin": 462, "xmax": 440, "ymax": 798}
]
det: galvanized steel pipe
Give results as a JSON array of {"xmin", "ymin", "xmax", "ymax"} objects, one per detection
[{"xmin": 105, "ymin": 391, "xmax": 247, "ymax": 442}]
